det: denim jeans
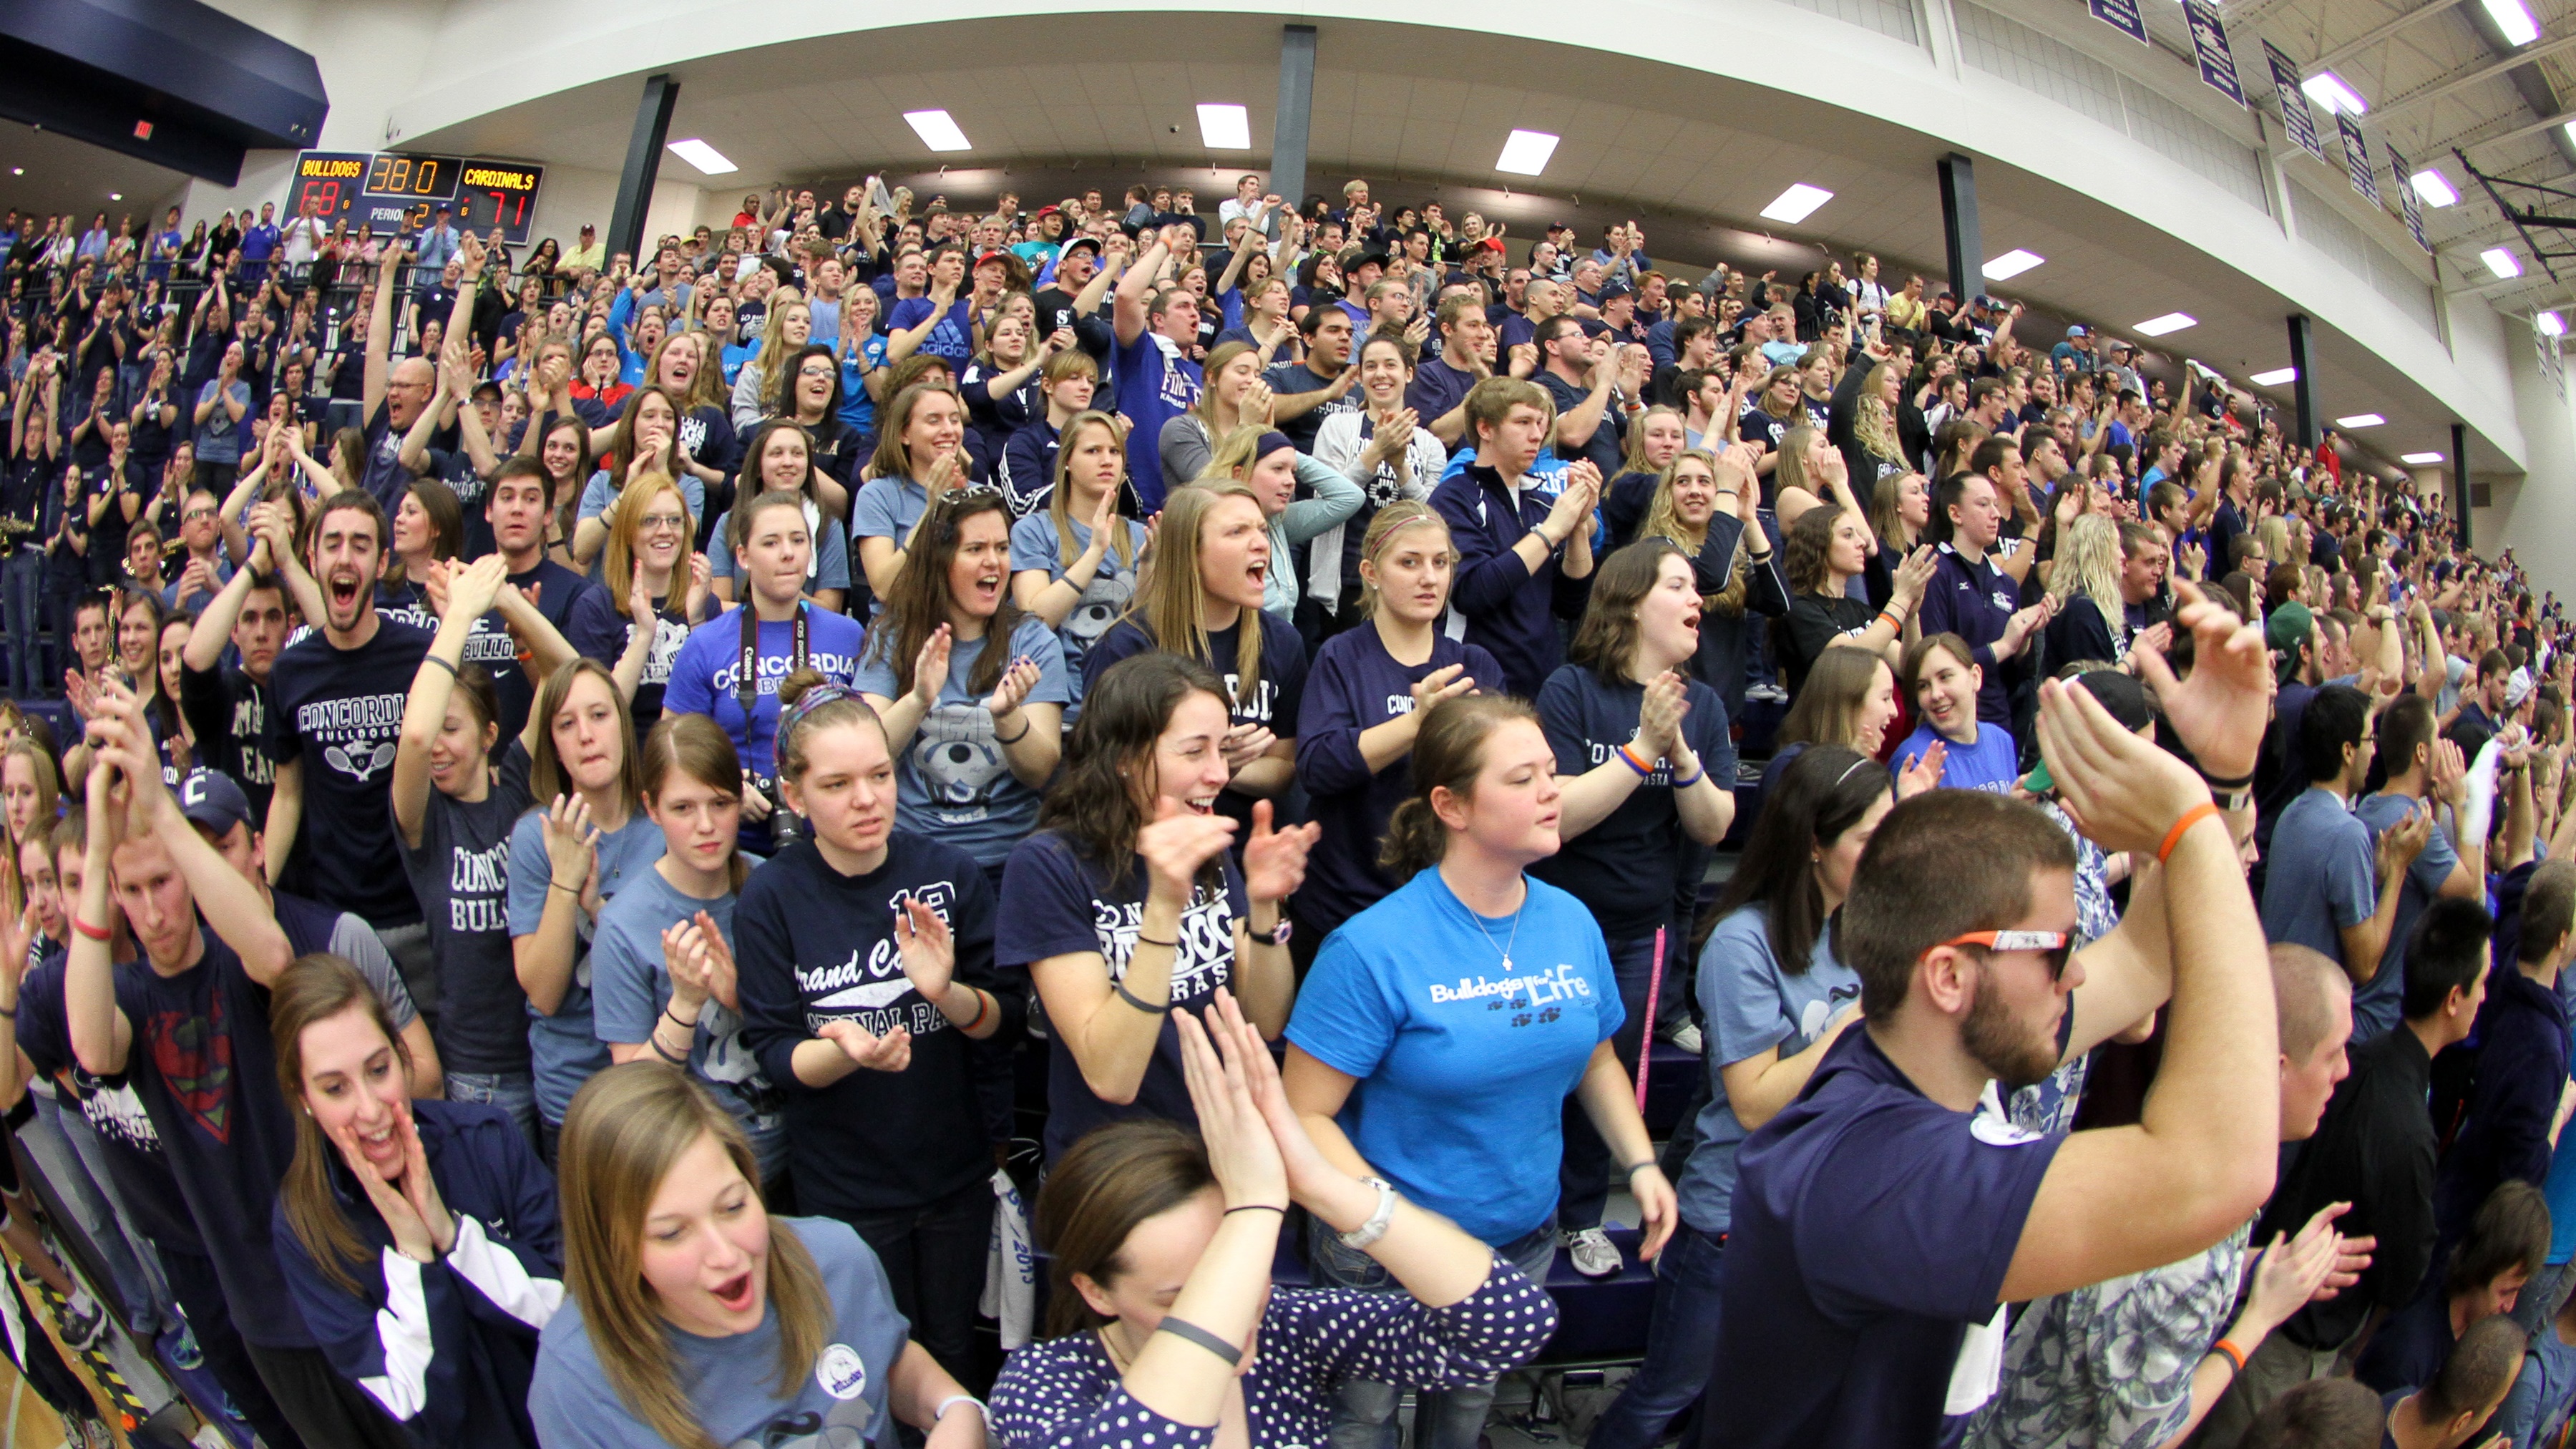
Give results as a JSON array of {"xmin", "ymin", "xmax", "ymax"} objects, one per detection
[
  {"xmin": 1560, "ymin": 929, "xmax": 1667, "ymax": 1230},
  {"xmin": 444, "ymin": 1071, "xmax": 537, "ymax": 1151},
  {"xmin": 4, "ymin": 550, "xmax": 44, "ymax": 698},
  {"xmin": 1311, "ymin": 1211, "xmax": 1559, "ymax": 1449},
  {"xmin": 23, "ymin": 1086, "xmax": 170, "ymax": 1335},
  {"xmin": 1586, "ymin": 1224, "xmax": 1728, "ymax": 1449}
]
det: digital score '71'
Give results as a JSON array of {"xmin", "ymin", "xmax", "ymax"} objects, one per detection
[{"xmin": 452, "ymin": 163, "xmax": 547, "ymax": 246}]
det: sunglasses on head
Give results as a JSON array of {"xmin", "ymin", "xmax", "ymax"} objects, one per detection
[{"xmin": 1935, "ymin": 929, "xmax": 2074, "ymax": 982}]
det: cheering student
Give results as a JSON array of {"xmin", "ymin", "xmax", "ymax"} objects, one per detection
[
  {"xmin": 509, "ymin": 660, "xmax": 667, "ymax": 1163},
  {"xmin": 588, "ymin": 716, "xmax": 786, "ymax": 1189},
  {"xmin": 1000, "ymin": 653, "xmax": 1314, "ymax": 1163},
  {"xmin": 1704, "ymin": 582, "xmax": 2280, "ymax": 1447},
  {"xmin": 991, "ymin": 991, "xmax": 1559, "ymax": 1448},
  {"xmin": 854, "ymin": 384, "xmax": 975, "ymax": 605},
  {"xmin": 1531, "ymin": 540, "xmax": 1738, "ymax": 1274},
  {"xmin": 1287, "ymin": 693, "xmax": 1676, "ymax": 1449},
  {"xmin": 1083, "ymin": 483, "xmax": 1307, "ymax": 823},
  {"xmin": 1892, "ymin": 633, "xmax": 2020, "ymax": 793},
  {"xmin": 67, "ymin": 687, "xmax": 412, "ymax": 1446},
  {"xmin": 663, "ymin": 489, "xmax": 867, "ymax": 853},
  {"xmin": 270, "ymin": 955, "xmax": 565, "ymax": 1449},
  {"xmin": 856, "ymin": 489, "xmax": 1070, "ymax": 882},
  {"xmin": 706, "ymin": 419, "xmax": 852, "ymax": 615},
  {"xmin": 1000, "ymin": 353, "xmax": 1108, "ymax": 519},
  {"xmin": 528, "ymin": 1064, "xmax": 989, "ymax": 1449},
  {"xmin": 599, "ymin": 470, "xmax": 713, "ymax": 738},
  {"xmin": 1622, "ymin": 445, "xmax": 1785, "ymax": 724},
  {"xmin": 1009, "ymin": 409, "xmax": 1148, "ymax": 721},
  {"xmin": 1294, "ymin": 502, "xmax": 1501, "ymax": 967},
  {"xmin": 736, "ymin": 673, "xmax": 1010, "ymax": 1387},
  {"xmin": 1429, "ymin": 377, "xmax": 1599, "ymax": 699},
  {"xmin": 1307, "ymin": 331, "xmax": 1448, "ymax": 627}
]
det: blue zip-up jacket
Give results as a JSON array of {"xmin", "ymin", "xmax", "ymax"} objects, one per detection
[
  {"xmin": 1429, "ymin": 461, "xmax": 1594, "ymax": 699},
  {"xmin": 1918, "ymin": 542, "xmax": 2018, "ymax": 726},
  {"xmin": 271, "ymin": 1098, "xmax": 564, "ymax": 1449}
]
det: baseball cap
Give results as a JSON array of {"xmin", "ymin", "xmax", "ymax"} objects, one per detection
[
  {"xmin": 1350, "ymin": 248, "xmax": 1391, "ymax": 273},
  {"xmin": 1475, "ymin": 236, "xmax": 1506, "ymax": 253},
  {"xmin": 2508, "ymin": 667, "xmax": 2535, "ymax": 709},
  {"xmin": 1058, "ymin": 235, "xmax": 1102, "ymax": 259},
  {"xmin": 2066, "ymin": 325, "xmax": 2087, "ymax": 338},
  {"xmin": 177, "ymin": 769, "xmax": 254, "ymax": 837},
  {"xmin": 1033, "ymin": 204, "xmax": 1061, "ymax": 218},
  {"xmin": 2266, "ymin": 602, "xmax": 2315, "ymax": 685},
  {"xmin": 973, "ymin": 249, "xmax": 1013, "ymax": 272},
  {"xmin": 1973, "ymin": 293, "xmax": 2000, "ymax": 311},
  {"xmin": 1600, "ymin": 279, "xmax": 1636, "ymax": 301},
  {"xmin": 2021, "ymin": 670, "xmax": 2155, "ymax": 794}
]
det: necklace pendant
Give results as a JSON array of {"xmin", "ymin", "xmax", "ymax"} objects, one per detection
[{"xmin": 1500, "ymin": 956, "xmax": 1512, "ymax": 972}]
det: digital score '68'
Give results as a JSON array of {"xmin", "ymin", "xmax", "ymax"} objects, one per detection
[{"xmin": 287, "ymin": 151, "xmax": 547, "ymax": 245}]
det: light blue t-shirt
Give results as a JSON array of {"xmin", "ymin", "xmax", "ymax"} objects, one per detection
[
  {"xmin": 2351, "ymin": 790, "xmax": 2459, "ymax": 1042},
  {"xmin": 589, "ymin": 863, "xmax": 786, "ymax": 1179},
  {"xmin": 530, "ymin": 1216, "xmax": 906, "ymax": 1449},
  {"xmin": 1674, "ymin": 904, "xmax": 1862, "ymax": 1234},
  {"xmin": 505, "ymin": 805, "xmax": 668, "ymax": 1126},
  {"xmin": 706, "ymin": 499, "xmax": 853, "ymax": 597},
  {"xmin": 577, "ymin": 469, "xmax": 706, "ymax": 531},
  {"xmin": 2260, "ymin": 786, "xmax": 2376, "ymax": 1001},
  {"xmin": 850, "ymin": 475, "xmax": 931, "ymax": 617},
  {"xmin": 1286, "ymin": 868, "xmax": 1619, "ymax": 1245},
  {"xmin": 1893, "ymin": 720, "xmax": 2020, "ymax": 794},
  {"xmin": 852, "ymin": 615, "xmax": 1070, "ymax": 869},
  {"xmin": 1007, "ymin": 511, "xmax": 1148, "ymax": 720}
]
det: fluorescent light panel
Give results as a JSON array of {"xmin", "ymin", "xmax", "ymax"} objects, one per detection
[
  {"xmin": 1196, "ymin": 104, "xmax": 1251, "ymax": 150},
  {"xmin": 2302, "ymin": 72, "xmax": 2368, "ymax": 116},
  {"xmin": 1984, "ymin": 248, "xmax": 2044, "ymax": 280},
  {"xmin": 1496, "ymin": 130, "xmax": 1559, "ymax": 175},
  {"xmin": 2484, "ymin": 0, "xmax": 2542, "ymax": 46},
  {"xmin": 2540, "ymin": 311, "xmax": 2567, "ymax": 336},
  {"xmin": 2336, "ymin": 413, "xmax": 2385, "ymax": 428},
  {"xmin": 904, "ymin": 109, "xmax": 972, "ymax": 152},
  {"xmin": 2134, "ymin": 312, "xmax": 2196, "ymax": 336},
  {"xmin": 2250, "ymin": 366, "xmax": 2298, "ymax": 386},
  {"xmin": 2401, "ymin": 452, "xmax": 2446, "ymax": 464},
  {"xmin": 664, "ymin": 138, "xmax": 737, "ymax": 175},
  {"xmin": 1760, "ymin": 182, "xmax": 1835, "ymax": 224},
  {"xmin": 2483, "ymin": 247, "xmax": 2524, "ymax": 278},
  {"xmin": 2409, "ymin": 170, "xmax": 2459, "ymax": 208}
]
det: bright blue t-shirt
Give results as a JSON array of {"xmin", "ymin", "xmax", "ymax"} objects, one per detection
[
  {"xmin": 660, "ymin": 605, "xmax": 867, "ymax": 846},
  {"xmin": 506, "ymin": 806, "xmax": 667, "ymax": 1126},
  {"xmin": 1893, "ymin": 720, "xmax": 2020, "ymax": 794},
  {"xmin": 852, "ymin": 614, "xmax": 1070, "ymax": 869},
  {"xmin": 2350, "ymin": 791, "xmax": 2460, "ymax": 1043},
  {"xmin": 1286, "ymin": 868, "xmax": 1619, "ymax": 1245}
]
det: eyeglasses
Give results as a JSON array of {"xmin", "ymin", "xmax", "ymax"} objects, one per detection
[
  {"xmin": 1936, "ymin": 929, "xmax": 2074, "ymax": 982},
  {"xmin": 638, "ymin": 513, "xmax": 688, "ymax": 533}
]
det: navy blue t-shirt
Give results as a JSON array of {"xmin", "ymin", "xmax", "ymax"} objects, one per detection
[
  {"xmin": 1708, "ymin": 1028, "xmax": 2062, "ymax": 1448},
  {"xmin": 269, "ymin": 615, "xmax": 436, "ymax": 927},
  {"xmin": 1083, "ymin": 610, "xmax": 1307, "ymax": 834},
  {"xmin": 1110, "ymin": 332, "xmax": 1202, "ymax": 510},
  {"xmin": 14, "ymin": 954, "xmax": 202, "ymax": 1252},
  {"xmin": 1294, "ymin": 625, "xmax": 1502, "ymax": 939},
  {"xmin": 1528, "ymin": 663, "xmax": 1736, "ymax": 940},
  {"xmin": 1917, "ymin": 544, "xmax": 2019, "ymax": 726},
  {"xmin": 1263, "ymin": 361, "xmax": 1360, "ymax": 453}
]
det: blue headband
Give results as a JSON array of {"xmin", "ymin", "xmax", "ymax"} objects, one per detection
[
  {"xmin": 778, "ymin": 681, "xmax": 865, "ymax": 738},
  {"xmin": 1256, "ymin": 431, "xmax": 1296, "ymax": 463}
]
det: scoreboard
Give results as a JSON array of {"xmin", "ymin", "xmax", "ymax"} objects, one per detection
[{"xmin": 288, "ymin": 150, "xmax": 548, "ymax": 245}]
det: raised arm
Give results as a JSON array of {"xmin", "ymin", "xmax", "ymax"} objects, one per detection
[{"xmin": 363, "ymin": 244, "xmax": 406, "ymax": 419}]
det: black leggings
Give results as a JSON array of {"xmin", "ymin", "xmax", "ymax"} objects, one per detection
[
  {"xmin": 243, "ymin": 1341, "xmax": 414, "ymax": 1449},
  {"xmin": 841, "ymin": 1178, "xmax": 995, "ymax": 1392}
]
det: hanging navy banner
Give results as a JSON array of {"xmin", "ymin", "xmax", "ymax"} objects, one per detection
[
  {"xmin": 2183, "ymin": 0, "xmax": 2247, "ymax": 106},
  {"xmin": 2265, "ymin": 41, "xmax": 2328, "ymax": 161},
  {"xmin": 2386, "ymin": 144, "xmax": 2431, "ymax": 252},
  {"xmin": 2089, "ymin": 0, "xmax": 2150, "ymax": 44},
  {"xmin": 2337, "ymin": 112, "xmax": 2382, "ymax": 203}
]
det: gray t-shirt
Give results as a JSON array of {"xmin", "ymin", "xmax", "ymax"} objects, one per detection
[
  {"xmin": 1674, "ymin": 903, "xmax": 1860, "ymax": 1234},
  {"xmin": 852, "ymin": 615, "xmax": 1070, "ymax": 869},
  {"xmin": 506, "ymin": 806, "xmax": 666, "ymax": 1126},
  {"xmin": 2259, "ymin": 786, "xmax": 2375, "ymax": 990},
  {"xmin": 2351, "ymin": 791, "xmax": 2459, "ymax": 1043}
]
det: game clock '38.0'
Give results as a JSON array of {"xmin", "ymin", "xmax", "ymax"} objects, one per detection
[{"xmin": 288, "ymin": 150, "xmax": 547, "ymax": 245}]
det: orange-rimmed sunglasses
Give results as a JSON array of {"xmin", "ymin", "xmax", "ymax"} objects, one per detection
[{"xmin": 1936, "ymin": 929, "xmax": 2074, "ymax": 982}]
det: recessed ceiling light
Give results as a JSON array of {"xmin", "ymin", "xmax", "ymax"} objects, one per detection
[
  {"xmin": 2302, "ymin": 72, "xmax": 2369, "ymax": 116},
  {"xmin": 8, "ymin": 167, "xmax": 20, "ymax": 177},
  {"xmin": 2484, "ymin": 0, "xmax": 2542, "ymax": 46},
  {"xmin": 1984, "ymin": 249, "xmax": 2044, "ymax": 280},
  {"xmin": 2540, "ymin": 311, "xmax": 2567, "ymax": 336},
  {"xmin": 2482, "ymin": 247, "xmax": 2524, "ymax": 278},
  {"xmin": 2134, "ymin": 312, "xmax": 2196, "ymax": 336},
  {"xmin": 2401, "ymin": 452, "xmax": 2446, "ymax": 464},
  {"xmin": 1496, "ymin": 130, "xmax": 1559, "ymax": 176},
  {"xmin": 1196, "ymin": 104, "xmax": 1251, "ymax": 150},
  {"xmin": 664, "ymin": 139, "xmax": 737, "ymax": 175},
  {"xmin": 904, "ymin": 109, "xmax": 972, "ymax": 152},
  {"xmin": 1760, "ymin": 183, "xmax": 1835, "ymax": 225},
  {"xmin": 108, "ymin": 192, "xmax": 120, "ymax": 201},
  {"xmin": 2409, "ymin": 170, "xmax": 2459, "ymax": 208},
  {"xmin": 2336, "ymin": 413, "xmax": 2386, "ymax": 428},
  {"xmin": 2250, "ymin": 367, "xmax": 2298, "ymax": 386}
]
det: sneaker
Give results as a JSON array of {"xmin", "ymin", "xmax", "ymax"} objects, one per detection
[
  {"xmin": 1562, "ymin": 1226, "xmax": 1622, "ymax": 1278},
  {"xmin": 170, "ymin": 1319, "xmax": 204, "ymax": 1370},
  {"xmin": 1660, "ymin": 1020, "xmax": 1704, "ymax": 1055},
  {"xmin": 56, "ymin": 1284, "xmax": 106, "ymax": 1352}
]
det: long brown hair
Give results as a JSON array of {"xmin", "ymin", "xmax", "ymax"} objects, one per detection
[
  {"xmin": 1038, "ymin": 652, "xmax": 1230, "ymax": 875},
  {"xmin": 530, "ymin": 658, "xmax": 645, "ymax": 809},
  {"xmin": 1380, "ymin": 694, "xmax": 1540, "ymax": 876},
  {"xmin": 640, "ymin": 716, "xmax": 749, "ymax": 894},
  {"xmin": 605, "ymin": 385, "xmax": 683, "ymax": 488},
  {"xmin": 863, "ymin": 490, "xmax": 1028, "ymax": 698},
  {"xmin": 1777, "ymin": 646, "xmax": 1890, "ymax": 751},
  {"xmin": 272, "ymin": 953, "xmax": 416, "ymax": 1297},
  {"xmin": 1046, "ymin": 411, "xmax": 1137, "ymax": 572},
  {"xmin": 558, "ymin": 1064, "xmax": 829, "ymax": 1449},
  {"xmin": 1033, "ymin": 1119, "xmax": 1215, "ymax": 1338},
  {"xmin": 1566, "ymin": 540, "xmax": 1682, "ymax": 686},
  {"xmin": 865, "ymin": 382, "xmax": 957, "ymax": 483},
  {"xmin": 1123, "ymin": 482, "xmax": 1265, "ymax": 712}
]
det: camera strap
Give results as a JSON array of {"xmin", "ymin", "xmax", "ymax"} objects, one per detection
[{"xmin": 736, "ymin": 600, "xmax": 806, "ymax": 717}]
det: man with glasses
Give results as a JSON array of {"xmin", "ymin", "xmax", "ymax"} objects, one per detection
[
  {"xmin": 1709, "ymin": 592, "xmax": 2283, "ymax": 1447},
  {"xmin": 161, "ymin": 487, "xmax": 229, "ymax": 612}
]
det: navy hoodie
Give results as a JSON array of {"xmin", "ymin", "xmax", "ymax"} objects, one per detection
[{"xmin": 1430, "ymin": 462, "xmax": 1594, "ymax": 698}]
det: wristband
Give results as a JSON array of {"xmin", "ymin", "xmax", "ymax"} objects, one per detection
[
  {"xmin": 2156, "ymin": 802, "xmax": 2221, "ymax": 864},
  {"xmin": 2196, "ymin": 766, "xmax": 2255, "ymax": 791},
  {"xmin": 548, "ymin": 880, "xmax": 578, "ymax": 895},
  {"xmin": 663, "ymin": 1005, "xmax": 695, "ymax": 1030},
  {"xmin": 422, "ymin": 654, "xmax": 457, "ymax": 678},
  {"xmin": 2210, "ymin": 1337, "xmax": 2248, "ymax": 1375},
  {"xmin": 995, "ymin": 720, "xmax": 1030, "ymax": 746},
  {"xmin": 1877, "ymin": 608, "xmax": 1903, "ymax": 632},
  {"xmin": 1616, "ymin": 743, "xmax": 1656, "ymax": 778},
  {"xmin": 1225, "ymin": 1204, "xmax": 1287, "ymax": 1216},
  {"xmin": 934, "ymin": 1395, "xmax": 989, "ymax": 1433},
  {"xmin": 1624, "ymin": 1159, "xmax": 1661, "ymax": 1177},
  {"xmin": 1671, "ymin": 764, "xmax": 1704, "ymax": 789},
  {"xmin": 1113, "ymin": 981, "xmax": 1171, "ymax": 1015},
  {"xmin": 1339, "ymin": 1176, "xmax": 1399, "ymax": 1249},
  {"xmin": 72, "ymin": 917, "xmax": 111, "ymax": 942},
  {"xmin": 649, "ymin": 1034, "xmax": 688, "ymax": 1065},
  {"xmin": 957, "ymin": 987, "xmax": 992, "ymax": 1034},
  {"xmin": 1155, "ymin": 1314, "xmax": 1244, "ymax": 1367}
]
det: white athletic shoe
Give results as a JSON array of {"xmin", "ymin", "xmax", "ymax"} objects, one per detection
[{"xmin": 1562, "ymin": 1226, "xmax": 1622, "ymax": 1278}]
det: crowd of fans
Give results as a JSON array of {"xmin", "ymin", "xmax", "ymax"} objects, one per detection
[{"xmin": 0, "ymin": 165, "xmax": 2565, "ymax": 1449}]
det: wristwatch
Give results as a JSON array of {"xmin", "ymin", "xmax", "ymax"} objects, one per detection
[{"xmin": 1263, "ymin": 917, "xmax": 1293, "ymax": 947}]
